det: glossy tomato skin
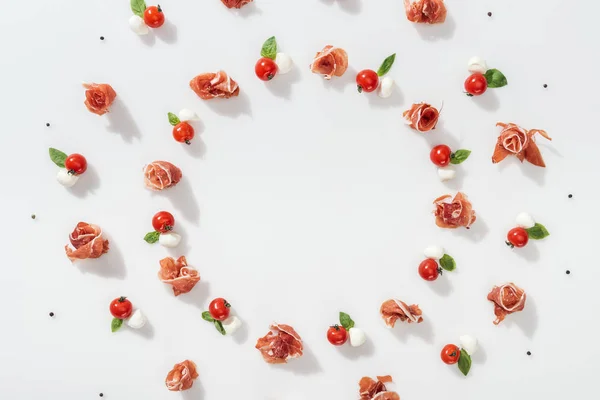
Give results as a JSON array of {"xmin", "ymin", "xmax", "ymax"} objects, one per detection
[
  {"xmin": 110, "ymin": 296, "xmax": 133, "ymax": 319},
  {"xmin": 441, "ymin": 344, "xmax": 461, "ymax": 364},
  {"xmin": 144, "ymin": 5, "xmax": 165, "ymax": 28},
  {"xmin": 65, "ymin": 154, "xmax": 87, "ymax": 175},
  {"xmin": 507, "ymin": 227, "xmax": 529, "ymax": 248},
  {"xmin": 208, "ymin": 298, "xmax": 231, "ymax": 321},
  {"xmin": 327, "ymin": 325, "xmax": 348, "ymax": 346},
  {"xmin": 430, "ymin": 145, "xmax": 452, "ymax": 167},
  {"xmin": 173, "ymin": 122, "xmax": 195, "ymax": 144},
  {"xmin": 464, "ymin": 73, "xmax": 488, "ymax": 96},
  {"xmin": 418, "ymin": 259, "xmax": 440, "ymax": 281},
  {"xmin": 255, "ymin": 58, "xmax": 278, "ymax": 81},
  {"xmin": 356, "ymin": 69, "xmax": 379, "ymax": 93},
  {"xmin": 152, "ymin": 211, "xmax": 175, "ymax": 233}
]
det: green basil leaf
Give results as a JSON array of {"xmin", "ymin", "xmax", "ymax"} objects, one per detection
[
  {"xmin": 214, "ymin": 320, "xmax": 226, "ymax": 335},
  {"xmin": 439, "ymin": 254, "xmax": 456, "ymax": 271},
  {"xmin": 111, "ymin": 318, "xmax": 123, "ymax": 332},
  {"xmin": 130, "ymin": 0, "xmax": 147, "ymax": 17},
  {"xmin": 484, "ymin": 68, "xmax": 508, "ymax": 88},
  {"xmin": 260, "ymin": 36, "xmax": 277, "ymax": 60},
  {"xmin": 201, "ymin": 311, "xmax": 214, "ymax": 322},
  {"xmin": 49, "ymin": 148, "xmax": 67, "ymax": 168},
  {"xmin": 143, "ymin": 231, "xmax": 160, "ymax": 244},
  {"xmin": 377, "ymin": 53, "xmax": 396, "ymax": 77},
  {"xmin": 168, "ymin": 112, "xmax": 180, "ymax": 126},
  {"xmin": 526, "ymin": 223, "xmax": 550, "ymax": 240},
  {"xmin": 339, "ymin": 312, "xmax": 355, "ymax": 330},
  {"xmin": 450, "ymin": 149, "xmax": 471, "ymax": 165},
  {"xmin": 458, "ymin": 349, "xmax": 472, "ymax": 376}
]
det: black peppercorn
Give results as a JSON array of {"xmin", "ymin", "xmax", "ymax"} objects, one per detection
[
  {"xmin": 49, "ymin": 312, "xmax": 54, "ymax": 317},
  {"xmin": 487, "ymin": 12, "xmax": 492, "ymax": 17},
  {"xmin": 527, "ymin": 351, "xmax": 531, "ymax": 356}
]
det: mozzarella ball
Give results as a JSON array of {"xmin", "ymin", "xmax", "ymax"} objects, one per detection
[
  {"xmin": 126, "ymin": 309, "xmax": 147, "ymax": 329},
  {"xmin": 459, "ymin": 334, "xmax": 478, "ymax": 355},
  {"xmin": 438, "ymin": 167, "xmax": 456, "ymax": 181},
  {"xmin": 349, "ymin": 327, "xmax": 367, "ymax": 347},
  {"xmin": 222, "ymin": 316, "xmax": 242, "ymax": 335},
  {"xmin": 129, "ymin": 15, "xmax": 149, "ymax": 35},
  {"xmin": 56, "ymin": 169, "xmax": 79, "ymax": 187},
  {"xmin": 515, "ymin": 212, "xmax": 535, "ymax": 229},
  {"xmin": 275, "ymin": 53, "xmax": 293, "ymax": 74},
  {"xmin": 468, "ymin": 56, "xmax": 487, "ymax": 74},
  {"xmin": 378, "ymin": 76, "xmax": 395, "ymax": 98},
  {"xmin": 178, "ymin": 108, "xmax": 198, "ymax": 122},
  {"xmin": 424, "ymin": 245, "xmax": 445, "ymax": 260},
  {"xmin": 159, "ymin": 232, "xmax": 181, "ymax": 248}
]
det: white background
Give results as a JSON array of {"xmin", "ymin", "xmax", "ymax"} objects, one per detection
[{"xmin": 1, "ymin": 0, "xmax": 599, "ymax": 399}]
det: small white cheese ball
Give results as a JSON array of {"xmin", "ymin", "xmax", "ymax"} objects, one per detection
[
  {"xmin": 424, "ymin": 245, "xmax": 445, "ymax": 260},
  {"xmin": 378, "ymin": 76, "xmax": 395, "ymax": 98},
  {"xmin": 275, "ymin": 52, "xmax": 293, "ymax": 74},
  {"xmin": 129, "ymin": 15, "xmax": 149, "ymax": 35},
  {"xmin": 159, "ymin": 232, "xmax": 181, "ymax": 248},
  {"xmin": 126, "ymin": 309, "xmax": 147, "ymax": 329},
  {"xmin": 468, "ymin": 56, "xmax": 487, "ymax": 74},
  {"xmin": 459, "ymin": 334, "xmax": 478, "ymax": 355},
  {"xmin": 56, "ymin": 169, "xmax": 79, "ymax": 187},
  {"xmin": 515, "ymin": 212, "xmax": 535, "ymax": 229},
  {"xmin": 349, "ymin": 327, "xmax": 366, "ymax": 347},
  {"xmin": 438, "ymin": 167, "xmax": 456, "ymax": 181},
  {"xmin": 222, "ymin": 316, "xmax": 242, "ymax": 335},
  {"xmin": 178, "ymin": 108, "xmax": 199, "ymax": 122}
]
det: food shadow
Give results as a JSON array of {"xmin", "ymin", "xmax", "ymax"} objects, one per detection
[
  {"xmin": 105, "ymin": 98, "xmax": 142, "ymax": 142},
  {"xmin": 414, "ymin": 12, "xmax": 456, "ymax": 41},
  {"xmin": 338, "ymin": 337, "xmax": 375, "ymax": 360},
  {"xmin": 389, "ymin": 318, "xmax": 434, "ymax": 344},
  {"xmin": 205, "ymin": 90, "xmax": 252, "ymax": 118},
  {"xmin": 130, "ymin": 318, "xmax": 155, "ymax": 340},
  {"xmin": 367, "ymin": 85, "xmax": 404, "ymax": 108},
  {"xmin": 322, "ymin": 65, "xmax": 356, "ymax": 93},
  {"xmin": 266, "ymin": 66, "xmax": 301, "ymax": 100},
  {"xmin": 155, "ymin": 21, "xmax": 178, "ymax": 44},
  {"xmin": 70, "ymin": 164, "xmax": 101, "ymax": 198},
  {"xmin": 78, "ymin": 239, "xmax": 127, "ymax": 279},
  {"xmin": 274, "ymin": 345, "xmax": 322, "ymax": 375},
  {"xmin": 452, "ymin": 216, "xmax": 489, "ymax": 243},
  {"xmin": 508, "ymin": 295, "xmax": 538, "ymax": 338},
  {"xmin": 320, "ymin": 0, "xmax": 362, "ymax": 14}
]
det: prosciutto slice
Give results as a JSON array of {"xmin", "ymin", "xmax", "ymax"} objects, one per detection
[
  {"xmin": 165, "ymin": 360, "xmax": 198, "ymax": 391},
  {"xmin": 221, "ymin": 0, "xmax": 252, "ymax": 8},
  {"xmin": 404, "ymin": 0, "xmax": 447, "ymax": 24},
  {"xmin": 83, "ymin": 83, "xmax": 116, "ymax": 115},
  {"xmin": 403, "ymin": 103, "xmax": 440, "ymax": 132},
  {"xmin": 143, "ymin": 161, "xmax": 182, "ymax": 191},
  {"xmin": 359, "ymin": 375, "xmax": 400, "ymax": 400},
  {"xmin": 190, "ymin": 71, "xmax": 240, "ymax": 100},
  {"xmin": 310, "ymin": 45, "xmax": 348, "ymax": 79},
  {"xmin": 380, "ymin": 299, "xmax": 423, "ymax": 327},
  {"xmin": 255, "ymin": 323, "xmax": 303, "ymax": 364},
  {"xmin": 65, "ymin": 222, "xmax": 109, "ymax": 262},
  {"xmin": 487, "ymin": 283, "xmax": 526, "ymax": 325},
  {"xmin": 433, "ymin": 192, "xmax": 476, "ymax": 229},
  {"xmin": 492, "ymin": 122, "xmax": 552, "ymax": 167},
  {"xmin": 158, "ymin": 256, "xmax": 200, "ymax": 296}
]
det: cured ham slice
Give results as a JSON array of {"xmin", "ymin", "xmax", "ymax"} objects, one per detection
[
  {"xmin": 65, "ymin": 222, "xmax": 109, "ymax": 262},
  {"xmin": 158, "ymin": 256, "xmax": 200, "ymax": 296},
  {"xmin": 255, "ymin": 323, "xmax": 303, "ymax": 364},
  {"xmin": 221, "ymin": 0, "xmax": 253, "ymax": 8},
  {"xmin": 487, "ymin": 283, "xmax": 526, "ymax": 325},
  {"xmin": 83, "ymin": 83, "xmax": 116, "ymax": 115},
  {"xmin": 165, "ymin": 360, "xmax": 198, "ymax": 391},
  {"xmin": 310, "ymin": 45, "xmax": 348, "ymax": 80},
  {"xmin": 143, "ymin": 161, "xmax": 182, "ymax": 191},
  {"xmin": 403, "ymin": 103, "xmax": 440, "ymax": 132},
  {"xmin": 492, "ymin": 122, "xmax": 552, "ymax": 167},
  {"xmin": 404, "ymin": 0, "xmax": 447, "ymax": 24},
  {"xmin": 433, "ymin": 192, "xmax": 476, "ymax": 229},
  {"xmin": 189, "ymin": 71, "xmax": 240, "ymax": 100},
  {"xmin": 359, "ymin": 375, "xmax": 400, "ymax": 400},
  {"xmin": 380, "ymin": 299, "xmax": 423, "ymax": 327}
]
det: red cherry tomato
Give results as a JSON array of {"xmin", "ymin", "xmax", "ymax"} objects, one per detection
[
  {"xmin": 143, "ymin": 5, "xmax": 165, "ymax": 28},
  {"xmin": 255, "ymin": 58, "xmax": 278, "ymax": 81},
  {"xmin": 65, "ymin": 153, "xmax": 87, "ymax": 175},
  {"xmin": 418, "ymin": 259, "xmax": 440, "ymax": 281},
  {"xmin": 152, "ymin": 211, "xmax": 175, "ymax": 233},
  {"xmin": 208, "ymin": 298, "xmax": 231, "ymax": 321},
  {"xmin": 464, "ymin": 73, "xmax": 488, "ymax": 96},
  {"xmin": 441, "ymin": 344, "xmax": 461, "ymax": 364},
  {"xmin": 327, "ymin": 325, "xmax": 348, "ymax": 346},
  {"xmin": 507, "ymin": 227, "xmax": 529, "ymax": 248},
  {"xmin": 356, "ymin": 69, "xmax": 379, "ymax": 93},
  {"xmin": 109, "ymin": 296, "xmax": 133, "ymax": 319},
  {"xmin": 173, "ymin": 122, "xmax": 195, "ymax": 144},
  {"xmin": 430, "ymin": 145, "xmax": 452, "ymax": 167}
]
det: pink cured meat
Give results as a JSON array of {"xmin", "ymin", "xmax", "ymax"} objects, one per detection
[
  {"xmin": 158, "ymin": 256, "xmax": 200, "ymax": 296},
  {"xmin": 65, "ymin": 222, "xmax": 109, "ymax": 262},
  {"xmin": 143, "ymin": 161, "xmax": 182, "ymax": 191},
  {"xmin": 255, "ymin": 323, "xmax": 303, "ymax": 364}
]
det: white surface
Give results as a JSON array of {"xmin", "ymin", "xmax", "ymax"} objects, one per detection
[{"xmin": 1, "ymin": 0, "xmax": 599, "ymax": 399}]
